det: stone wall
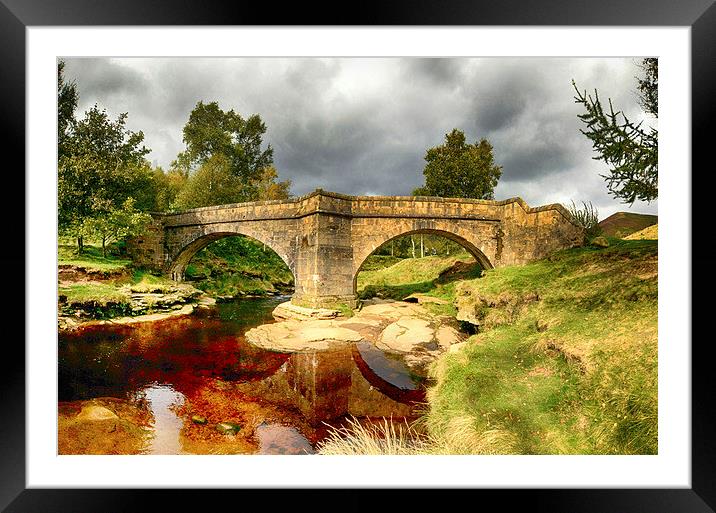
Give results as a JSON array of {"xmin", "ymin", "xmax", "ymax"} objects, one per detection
[{"xmin": 127, "ymin": 190, "xmax": 584, "ymax": 308}]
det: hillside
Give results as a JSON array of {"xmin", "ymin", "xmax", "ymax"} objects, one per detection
[
  {"xmin": 625, "ymin": 224, "xmax": 658, "ymax": 240},
  {"xmin": 598, "ymin": 212, "xmax": 657, "ymax": 238},
  {"xmin": 355, "ymin": 239, "xmax": 658, "ymax": 454}
]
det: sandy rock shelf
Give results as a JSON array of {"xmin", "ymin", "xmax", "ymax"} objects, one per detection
[{"xmin": 245, "ymin": 299, "xmax": 467, "ymax": 370}]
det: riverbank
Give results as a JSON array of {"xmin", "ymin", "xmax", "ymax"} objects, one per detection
[
  {"xmin": 323, "ymin": 237, "xmax": 658, "ymax": 455},
  {"xmin": 57, "ymin": 241, "xmax": 292, "ymax": 331}
]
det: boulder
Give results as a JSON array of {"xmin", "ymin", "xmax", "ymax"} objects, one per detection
[
  {"xmin": 375, "ymin": 316, "xmax": 436, "ymax": 354},
  {"xmin": 216, "ymin": 422, "xmax": 242, "ymax": 435},
  {"xmin": 591, "ymin": 236, "xmax": 610, "ymax": 248},
  {"xmin": 191, "ymin": 415, "xmax": 207, "ymax": 425},
  {"xmin": 76, "ymin": 405, "xmax": 118, "ymax": 422},
  {"xmin": 435, "ymin": 325, "xmax": 463, "ymax": 349}
]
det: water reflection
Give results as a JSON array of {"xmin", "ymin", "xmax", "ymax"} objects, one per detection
[
  {"xmin": 58, "ymin": 297, "xmax": 427, "ymax": 454},
  {"xmin": 137, "ymin": 384, "xmax": 185, "ymax": 455}
]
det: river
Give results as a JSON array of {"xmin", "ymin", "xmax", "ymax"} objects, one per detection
[{"xmin": 58, "ymin": 296, "xmax": 427, "ymax": 454}]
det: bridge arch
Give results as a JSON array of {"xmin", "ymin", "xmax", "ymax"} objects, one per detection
[
  {"xmin": 352, "ymin": 228, "xmax": 494, "ymax": 295},
  {"xmin": 167, "ymin": 230, "xmax": 295, "ymax": 282}
]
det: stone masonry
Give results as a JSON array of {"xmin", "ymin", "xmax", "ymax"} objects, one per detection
[{"xmin": 127, "ymin": 189, "xmax": 584, "ymax": 308}]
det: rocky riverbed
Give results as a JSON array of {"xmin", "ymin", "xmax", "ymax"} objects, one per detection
[
  {"xmin": 58, "ymin": 266, "xmax": 218, "ymax": 332},
  {"xmin": 246, "ymin": 299, "xmax": 467, "ymax": 374}
]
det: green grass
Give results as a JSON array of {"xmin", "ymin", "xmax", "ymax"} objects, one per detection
[
  {"xmin": 58, "ymin": 282, "xmax": 133, "ymax": 318},
  {"xmin": 356, "ymin": 251, "xmax": 480, "ymax": 301},
  {"xmin": 58, "ymin": 244, "xmax": 132, "ymax": 272},
  {"xmin": 356, "ymin": 239, "xmax": 658, "ymax": 454},
  {"xmin": 184, "ymin": 236, "xmax": 294, "ymax": 298}
]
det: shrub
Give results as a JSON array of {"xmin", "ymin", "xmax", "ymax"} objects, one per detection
[{"xmin": 567, "ymin": 200, "xmax": 602, "ymax": 240}]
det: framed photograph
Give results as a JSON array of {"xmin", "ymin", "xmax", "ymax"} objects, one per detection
[{"xmin": 5, "ymin": 0, "xmax": 711, "ymax": 510}]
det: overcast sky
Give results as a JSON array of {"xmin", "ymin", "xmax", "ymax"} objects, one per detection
[{"xmin": 63, "ymin": 57, "xmax": 658, "ymax": 219}]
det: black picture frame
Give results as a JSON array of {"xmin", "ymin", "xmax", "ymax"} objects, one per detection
[{"xmin": 3, "ymin": 1, "xmax": 711, "ymax": 511}]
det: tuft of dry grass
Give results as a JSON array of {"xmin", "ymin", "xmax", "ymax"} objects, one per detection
[{"xmin": 316, "ymin": 415, "xmax": 516, "ymax": 455}]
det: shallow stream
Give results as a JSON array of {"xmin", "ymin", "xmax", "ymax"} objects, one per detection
[{"xmin": 58, "ymin": 296, "xmax": 426, "ymax": 454}]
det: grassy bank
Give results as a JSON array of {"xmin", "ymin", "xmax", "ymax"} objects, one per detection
[
  {"xmin": 350, "ymin": 238, "xmax": 658, "ymax": 454},
  {"xmin": 58, "ymin": 236, "xmax": 294, "ymax": 312},
  {"xmin": 58, "ymin": 243, "xmax": 205, "ymax": 319},
  {"xmin": 184, "ymin": 236, "xmax": 294, "ymax": 298},
  {"xmin": 357, "ymin": 251, "xmax": 480, "ymax": 304},
  {"xmin": 58, "ymin": 244, "xmax": 132, "ymax": 272}
]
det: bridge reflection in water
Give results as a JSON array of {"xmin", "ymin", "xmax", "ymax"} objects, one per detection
[{"xmin": 58, "ymin": 297, "xmax": 426, "ymax": 454}]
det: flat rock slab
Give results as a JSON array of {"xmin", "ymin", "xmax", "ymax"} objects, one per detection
[
  {"xmin": 272, "ymin": 301, "xmax": 340, "ymax": 321},
  {"xmin": 376, "ymin": 316, "xmax": 435, "ymax": 353},
  {"xmin": 246, "ymin": 319, "xmax": 364, "ymax": 352},
  {"xmin": 246, "ymin": 299, "xmax": 465, "ymax": 361}
]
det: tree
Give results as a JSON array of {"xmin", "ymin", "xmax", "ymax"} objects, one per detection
[
  {"xmin": 150, "ymin": 165, "xmax": 189, "ymax": 212},
  {"xmin": 572, "ymin": 58, "xmax": 658, "ymax": 205},
  {"xmin": 636, "ymin": 58, "xmax": 658, "ymax": 117},
  {"xmin": 178, "ymin": 101, "xmax": 274, "ymax": 183},
  {"xmin": 252, "ymin": 166, "xmax": 292, "ymax": 200},
  {"xmin": 83, "ymin": 198, "xmax": 152, "ymax": 257},
  {"xmin": 58, "ymin": 60, "xmax": 78, "ymax": 161},
  {"xmin": 58, "ymin": 105, "xmax": 151, "ymax": 252},
  {"xmin": 413, "ymin": 129, "xmax": 502, "ymax": 199},
  {"xmin": 174, "ymin": 154, "xmax": 248, "ymax": 209}
]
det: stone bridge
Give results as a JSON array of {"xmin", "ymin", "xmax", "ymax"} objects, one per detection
[{"xmin": 128, "ymin": 189, "xmax": 583, "ymax": 308}]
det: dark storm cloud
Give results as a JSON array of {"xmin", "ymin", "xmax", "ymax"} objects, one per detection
[
  {"xmin": 61, "ymin": 56, "xmax": 657, "ymax": 217},
  {"xmin": 402, "ymin": 58, "xmax": 464, "ymax": 87},
  {"xmin": 64, "ymin": 58, "xmax": 148, "ymax": 100}
]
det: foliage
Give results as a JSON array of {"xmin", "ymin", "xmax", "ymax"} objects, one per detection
[
  {"xmin": 572, "ymin": 58, "xmax": 658, "ymax": 205},
  {"xmin": 82, "ymin": 198, "xmax": 153, "ymax": 257},
  {"xmin": 58, "ymin": 103, "xmax": 151, "ymax": 250},
  {"xmin": 636, "ymin": 58, "xmax": 658, "ymax": 117},
  {"xmin": 184, "ymin": 236, "xmax": 294, "ymax": 298},
  {"xmin": 172, "ymin": 102, "xmax": 291, "ymax": 208},
  {"xmin": 174, "ymin": 154, "xmax": 249, "ymax": 209},
  {"xmin": 371, "ymin": 234, "xmax": 465, "ymax": 259},
  {"xmin": 566, "ymin": 200, "xmax": 602, "ymax": 240},
  {"xmin": 57, "ymin": 59, "xmax": 78, "ymax": 161},
  {"xmin": 413, "ymin": 129, "xmax": 502, "ymax": 200},
  {"xmin": 148, "ymin": 165, "xmax": 189, "ymax": 212},
  {"xmin": 178, "ymin": 101, "xmax": 274, "ymax": 183},
  {"xmin": 252, "ymin": 166, "xmax": 292, "ymax": 200}
]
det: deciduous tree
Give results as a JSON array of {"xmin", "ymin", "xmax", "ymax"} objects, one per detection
[
  {"xmin": 58, "ymin": 105, "xmax": 151, "ymax": 252},
  {"xmin": 83, "ymin": 198, "xmax": 152, "ymax": 257},
  {"xmin": 178, "ymin": 101, "xmax": 274, "ymax": 183},
  {"xmin": 413, "ymin": 129, "xmax": 502, "ymax": 200}
]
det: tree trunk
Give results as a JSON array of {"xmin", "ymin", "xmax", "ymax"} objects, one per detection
[
  {"xmin": 77, "ymin": 236, "xmax": 84, "ymax": 254},
  {"xmin": 390, "ymin": 240, "xmax": 394, "ymax": 257},
  {"xmin": 420, "ymin": 235, "xmax": 424, "ymax": 258},
  {"xmin": 411, "ymin": 236, "xmax": 416, "ymax": 258},
  {"xmin": 102, "ymin": 237, "xmax": 107, "ymax": 257}
]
